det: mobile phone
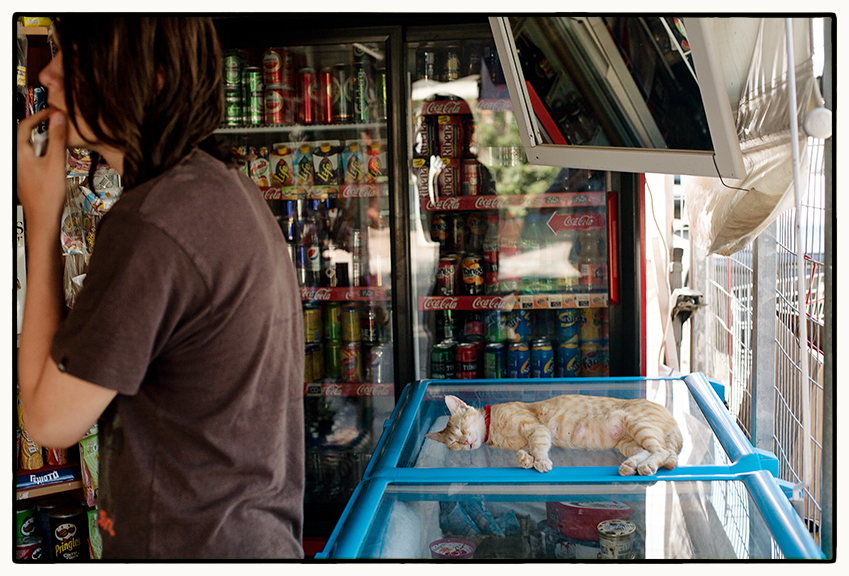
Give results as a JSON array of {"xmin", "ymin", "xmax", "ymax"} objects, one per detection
[{"xmin": 32, "ymin": 129, "xmax": 48, "ymax": 157}]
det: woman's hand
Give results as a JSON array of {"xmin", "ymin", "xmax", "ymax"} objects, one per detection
[{"xmin": 17, "ymin": 108, "xmax": 69, "ymax": 228}]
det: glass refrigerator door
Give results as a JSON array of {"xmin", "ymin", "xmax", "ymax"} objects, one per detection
[
  {"xmin": 406, "ymin": 35, "xmax": 618, "ymax": 384},
  {"xmin": 214, "ymin": 41, "xmax": 395, "ymax": 525}
]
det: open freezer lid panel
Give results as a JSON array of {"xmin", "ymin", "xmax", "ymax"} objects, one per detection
[{"xmin": 490, "ymin": 16, "xmax": 746, "ymax": 179}]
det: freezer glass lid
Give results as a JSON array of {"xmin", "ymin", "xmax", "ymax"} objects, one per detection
[
  {"xmin": 358, "ymin": 480, "xmax": 781, "ymax": 560},
  {"xmin": 395, "ymin": 378, "xmax": 731, "ymax": 470}
]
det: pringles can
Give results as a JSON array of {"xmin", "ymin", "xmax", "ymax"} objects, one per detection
[{"xmin": 48, "ymin": 506, "xmax": 88, "ymax": 562}]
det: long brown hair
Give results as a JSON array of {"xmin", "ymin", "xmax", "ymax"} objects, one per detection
[{"xmin": 54, "ymin": 16, "xmax": 226, "ymax": 189}]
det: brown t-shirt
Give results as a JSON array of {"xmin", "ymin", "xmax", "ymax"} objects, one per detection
[{"xmin": 51, "ymin": 150, "xmax": 305, "ymax": 559}]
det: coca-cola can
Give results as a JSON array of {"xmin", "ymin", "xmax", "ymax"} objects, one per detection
[
  {"xmin": 298, "ymin": 68, "xmax": 316, "ymax": 125},
  {"xmin": 436, "ymin": 255, "xmax": 459, "ymax": 296},
  {"xmin": 462, "ymin": 159, "xmax": 481, "ymax": 196}
]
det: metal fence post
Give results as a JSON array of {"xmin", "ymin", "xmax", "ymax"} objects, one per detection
[{"xmin": 751, "ymin": 221, "xmax": 777, "ymax": 451}]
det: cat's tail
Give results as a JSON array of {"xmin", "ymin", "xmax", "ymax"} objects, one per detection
[{"xmin": 662, "ymin": 425, "xmax": 684, "ymax": 470}]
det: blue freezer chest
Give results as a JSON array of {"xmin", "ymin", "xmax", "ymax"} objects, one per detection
[{"xmin": 317, "ymin": 373, "xmax": 823, "ymax": 560}]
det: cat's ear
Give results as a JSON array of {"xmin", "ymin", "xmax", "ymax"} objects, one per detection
[
  {"xmin": 425, "ymin": 431, "xmax": 445, "ymax": 443},
  {"xmin": 444, "ymin": 395, "xmax": 470, "ymax": 415}
]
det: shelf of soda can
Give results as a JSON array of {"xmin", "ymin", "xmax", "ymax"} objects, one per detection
[
  {"xmin": 419, "ymin": 191, "xmax": 608, "ymax": 212},
  {"xmin": 215, "ymin": 121, "xmax": 386, "ymax": 135},
  {"xmin": 303, "ymin": 382, "xmax": 394, "ymax": 398},
  {"xmin": 259, "ymin": 182, "xmax": 388, "ymax": 202},
  {"xmin": 301, "ymin": 286, "xmax": 391, "ymax": 303},
  {"xmin": 430, "ymin": 307, "xmax": 610, "ymax": 380},
  {"xmin": 419, "ymin": 292, "xmax": 608, "ymax": 311}
]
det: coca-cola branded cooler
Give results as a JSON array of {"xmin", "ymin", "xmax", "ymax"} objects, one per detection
[
  {"xmin": 405, "ymin": 26, "xmax": 643, "ymax": 389},
  {"xmin": 212, "ymin": 15, "xmax": 644, "ymax": 549}
]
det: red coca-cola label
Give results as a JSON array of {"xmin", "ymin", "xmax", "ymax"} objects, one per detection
[
  {"xmin": 262, "ymin": 187, "xmax": 283, "ymax": 201},
  {"xmin": 418, "ymin": 296, "xmax": 510, "ymax": 311},
  {"xmin": 420, "ymin": 192, "xmax": 608, "ymax": 213},
  {"xmin": 420, "ymin": 99, "xmax": 472, "ymax": 116},
  {"xmin": 421, "ymin": 297, "xmax": 459, "ymax": 310},
  {"xmin": 547, "ymin": 212, "xmax": 606, "ymax": 233},
  {"xmin": 476, "ymin": 98, "xmax": 513, "ymax": 112},
  {"xmin": 305, "ymin": 383, "xmax": 392, "ymax": 397},
  {"xmin": 339, "ymin": 184, "xmax": 382, "ymax": 199}
]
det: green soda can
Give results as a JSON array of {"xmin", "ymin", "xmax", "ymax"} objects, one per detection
[
  {"xmin": 323, "ymin": 302, "xmax": 342, "ymax": 341},
  {"xmin": 325, "ymin": 340, "xmax": 342, "ymax": 379},
  {"xmin": 484, "ymin": 342, "xmax": 506, "ymax": 379}
]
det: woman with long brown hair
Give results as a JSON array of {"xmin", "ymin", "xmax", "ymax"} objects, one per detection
[{"xmin": 16, "ymin": 16, "xmax": 304, "ymax": 559}]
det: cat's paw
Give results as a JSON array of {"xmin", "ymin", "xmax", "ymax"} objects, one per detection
[
  {"xmin": 618, "ymin": 462, "xmax": 637, "ymax": 476},
  {"xmin": 516, "ymin": 450, "xmax": 535, "ymax": 469},
  {"xmin": 637, "ymin": 462, "xmax": 659, "ymax": 476},
  {"xmin": 533, "ymin": 457, "xmax": 553, "ymax": 473}
]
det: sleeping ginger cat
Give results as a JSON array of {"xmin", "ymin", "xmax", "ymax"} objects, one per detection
[{"xmin": 425, "ymin": 394, "xmax": 683, "ymax": 475}]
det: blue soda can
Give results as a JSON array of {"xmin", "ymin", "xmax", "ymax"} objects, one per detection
[
  {"xmin": 557, "ymin": 309, "xmax": 581, "ymax": 345},
  {"xmin": 484, "ymin": 342, "xmax": 506, "ymax": 379},
  {"xmin": 507, "ymin": 342, "xmax": 530, "ymax": 378},
  {"xmin": 507, "ymin": 309, "xmax": 533, "ymax": 343},
  {"xmin": 484, "ymin": 309, "xmax": 508, "ymax": 343},
  {"xmin": 556, "ymin": 342, "xmax": 581, "ymax": 377},
  {"xmin": 531, "ymin": 338, "xmax": 555, "ymax": 379}
]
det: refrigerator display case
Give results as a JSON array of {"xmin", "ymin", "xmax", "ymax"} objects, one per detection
[
  {"xmin": 489, "ymin": 16, "xmax": 746, "ymax": 179},
  {"xmin": 317, "ymin": 374, "xmax": 823, "ymax": 560},
  {"xmin": 404, "ymin": 28, "xmax": 641, "ymax": 386},
  {"xmin": 211, "ymin": 26, "xmax": 399, "ymax": 537}
]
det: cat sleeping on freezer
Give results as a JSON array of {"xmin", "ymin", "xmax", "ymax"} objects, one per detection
[{"xmin": 424, "ymin": 394, "xmax": 683, "ymax": 475}]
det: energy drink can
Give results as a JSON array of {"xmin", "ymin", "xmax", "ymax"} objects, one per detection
[
  {"xmin": 531, "ymin": 338, "xmax": 555, "ymax": 378},
  {"xmin": 484, "ymin": 342, "xmax": 506, "ymax": 379},
  {"xmin": 298, "ymin": 68, "xmax": 316, "ymax": 125},
  {"xmin": 507, "ymin": 342, "xmax": 531, "ymax": 378}
]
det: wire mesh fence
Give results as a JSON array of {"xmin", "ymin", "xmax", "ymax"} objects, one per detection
[{"xmin": 694, "ymin": 137, "xmax": 826, "ymax": 550}]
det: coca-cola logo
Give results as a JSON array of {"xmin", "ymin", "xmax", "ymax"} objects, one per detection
[
  {"xmin": 473, "ymin": 196, "xmax": 508, "ymax": 210},
  {"xmin": 422, "ymin": 297, "xmax": 459, "ymax": 310},
  {"xmin": 477, "ymin": 98, "xmax": 513, "ymax": 112},
  {"xmin": 323, "ymin": 383, "xmax": 345, "ymax": 396},
  {"xmin": 421, "ymin": 100, "xmax": 470, "ymax": 115},
  {"xmin": 547, "ymin": 212, "xmax": 605, "ymax": 234},
  {"xmin": 357, "ymin": 384, "xmax": 391, "ymax": 396},
  {"xmin": 471, "ymin": 296, "xmax": 507, "ymax": 309},
  {"xmin": 301, "ymin": 287, "xmax": 334, "ymax": 300},
  {"xmin": 424, "ymin": 197, "xmax": 461, "ymax": 211},
  {"xmin": 340, "ymin": 185, "xmax": 377, "ymax": 199}
]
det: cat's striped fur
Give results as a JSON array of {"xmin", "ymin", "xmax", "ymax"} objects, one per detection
[{"xmin": 425, "ymin": 394, "xmax": 683, "ymax": 475}]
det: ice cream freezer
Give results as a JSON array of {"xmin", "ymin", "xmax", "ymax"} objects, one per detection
[{"xmin": 316, "ymin": 373, "xmax": 823, "ymax": 560}]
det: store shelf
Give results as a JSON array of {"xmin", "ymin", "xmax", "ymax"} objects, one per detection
[
  {"xmin": 215, "ymin": 122, "xmax": 385, "ymax": 135},
  {"xmin": 16, "ymin": 463, "xmax": 83, "ymax": 501},
  {"xmin": 419, "ymin": 191, "xmax": 607, "ymax": 212},
  {"xmin": 301, "ymin": 286, "xmax": 391, "ymax": 302},
  {"xmin": 304, "ymin": 382, "xmax": 393, "ymax": 397},
  {"xmin": 419, "ymin": 292, "xmax": 609, "ymax": 311},
  {"xmin": 261, "ymin": 183, "xmax": 387, "ymax": 202}
]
